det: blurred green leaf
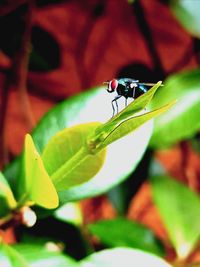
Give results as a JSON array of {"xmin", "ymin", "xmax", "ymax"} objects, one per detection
[
  {"xmin": 170, "ymin": 0, "xmax": 200, "ymax": 37},
  {"xmin": 19, "ymin": 134, "xmax": 58, "ymax": 209},
  {"xmin": 42, "ymin": 122, "xmax": 106, "ymax": 191},
  {"xmin": 0, "ymin": 243, "xmax": 28, "ymax": 267},
  {"xmin": 80, "ymin": 248, "xmax": 172, "ymax": 267},
  {"xmin": 150, "ymin": 69, "xmax": 200, "ymax": 148},
  {"xmin": 190, "ymin": 135, "xmax": 200, "ymax": 155},
  {"xmin": 54, "ymin": 202, "xmax": 83, "ymax": 226},
  {"xmin": 13, "ymin": 244, "xmax": 77, "ymax": 267},
  {"xmin": 151, "ymin": 175, "xmax": 200, "ymax": 259},
  {"xmin": 0, "ymin": 172, "xmax": 17, "ymax": 216},
  {"xmin": 87, "ymin": 218, "xmax": 164, "ymax": 255},
  {"xmin": 3, "ymin": 157, "xmax": 22, "ymax": 196}
]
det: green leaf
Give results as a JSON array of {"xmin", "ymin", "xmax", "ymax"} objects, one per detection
[
  {"xmin": 88, "ymin": 218, "xmax": 164, "ymax": 256},
  {"xmin": 150, "ymin": 69, "xmax": 200, "ymax": 148},
  {"xmin": 170, "ymin": 0, "xmax": 200, "ymax": 37},
  {"xmin": 54, "ymin": 202, "xmax": 83, "ymax": 226},
  {"xmin": 13, "ymin": 243, "xmax": 77, "ymax": 267},
  {"xmin": 32, "ymin": 88, "xmax": 108, "ymax": 153},
  {"xmin": 0, "ymin": 172, "xmax": 17, "ymax": 216},
  {"xmin": 80, "ymin": 248, "xmax": 172, "ymax": 267},
  {"xmin": 20, "ymin": 134, "xmax": 58, "ymax": 209},
  {"xmin": 0, "ymin": 243, "xmax": 28, "ymax": 267},
  {"xmin": 94, "ymin": 102, "xmax": 175, "ymax": 151},
  {"xmin": 3, "ymin": 157, "xmax": 22, "ymax": 196},
  {"xmin": 58, "ymin": 121, "xmax": 153, "ymax": 203},
  {"xmin": 190, "ymin": 136, "xmax": 200, "ymax": 155},
  {"xmin": 151, "ymin": 175, "xmax": 200, "ymax": 259},
  {"xmin": 42, "ymin": 122, "xmax": 107, "ymax": 191}
]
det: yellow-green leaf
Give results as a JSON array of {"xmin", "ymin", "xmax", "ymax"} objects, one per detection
[
  {"xmin": 0, "ymin": 172, "xmax": 17, "ymax": 216},
  {"xmin": 23, "ymin": 134, "xmax": 58, "ymax": 209},
  {"xmin": 42, "ymin": 123, "xmax": 107, "ymax": 191}
]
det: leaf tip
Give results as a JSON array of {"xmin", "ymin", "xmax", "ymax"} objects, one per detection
[
  {"xmin": 157, "ymin": 81, "xmax": 164, "ymax": 87},
  {"xmin": 25, "ymin": 133, "xmax": 33, "ymax": 147}
]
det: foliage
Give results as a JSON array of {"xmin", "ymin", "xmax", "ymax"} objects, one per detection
[
  {"xmin": 150, "ymin": 69, "xmax": 200, "ymax": 148},
  {"xmin": 151, "ymin": 175, "xmax": 200, "ymax": 259},
  {"xmin": 2, "ymin": 66, "xmax": 200, "ymax": 265},
  {"xmin": 1, "ymin": 1, "xmax": 200, "ymax": 267},
  {"xmin": 87, "ymin": 218, "xmax": 165, "ymax": 255},
  {"xmin": 4, "ymin": 82, "xmax": 169, "ymax": 205},
  {"xmin": 19, "ymin": 134, "xmax": 58, "ymax": 209},
  {"xmin": 170, "ymin": 0, "xmax": 200, "ymax": 38},
  {"xmin": 0, "ymin": 172, "xmax": 17, "ymax": 217},
  {"xmin": 79, "ymin": 248, "xmax": 171, "ymax": 267}
]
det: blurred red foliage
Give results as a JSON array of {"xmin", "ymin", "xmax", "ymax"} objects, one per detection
[
  {"xmin": 0, "ymin": 0, "xmax": 198, "ymax": 157},
  {"xmin": 1, "ymin": 1, "xmax": 200, "ymax": 260}
]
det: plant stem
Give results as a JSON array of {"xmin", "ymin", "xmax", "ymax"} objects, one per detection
[
  {"xmin": 133, "ymin": 1, "xmax": 165, "ymax": 79},
  {"xmin": 0, "ymin": 1, "xmax": 35, "ymax": 168},
  {"xmin": 14, "ymin": 0, "xmax": 35, "ymax": 129},
  {"xmin": 0, "ymin": 74, "xmax": 10, "ymax": 168}
]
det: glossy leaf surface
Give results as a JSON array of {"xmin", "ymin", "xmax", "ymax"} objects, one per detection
[
  {"xmin": 151, "ymin": 175, "xmax": 200, "ymax": 259},
  {"xmin": 80, "ymin": 248, "xmax": 171, "ymax": 267},
  {"xmin": 21, "ymin": 134, "xmax": 58, "ymax": 209},
  {"xmin": 42, "ymin": 123, "xmax": 106, "ymax": 191},
  {"xmin": 0, "ymin": 243, "xmax": 28, "ymax": 267},
  {"xmin": 14, "ymin": 244, "xmax": 77, "ymax": 267},
  {"xmin": 54, "ymin": 202, "xmax": 83, "ymax": 226},
  {"xmin": 88, "ymin": 218, "xmax": 164, "ymax": 255},
  {"xmin": 32, "ymin": 87, "xmax": 155, "ymax": 202},
  {"xmin": 0, "ymin": 172, "xmax": 17, "ymax": 216},
  {"xmin": 58, "ymin": 121, "xmax": 153, "ymax": 203},
  {"xmin": 93, "ymin": 102, "xmax": 174, "ymax": 151},
  {"xmin": 5, "ymin": 81, "xmax": 167, "ymax": 203},
  {"xmin": 150, "ymin": 69, "xmax": 200, "ymax": 148},
  {"xmin": 170, "ymin": 0, "xmax": 200, "ymax": 37}
]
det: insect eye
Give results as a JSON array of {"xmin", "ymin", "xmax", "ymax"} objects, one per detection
[{"xmin": 110, "ymin": 79, "xmax": 118, "ymax": 91}]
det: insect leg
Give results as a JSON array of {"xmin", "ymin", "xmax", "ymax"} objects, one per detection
[
  {"xmin": 111, "ymin": 100, "xmax": 115, "ymax": 117},
  {"xmin": 125, "ymin": 98, "xmax": 128, "ymax": 107},
  {"xmin": 111, "ymin": 95, "xmax": 122, "ymax": 117},
  {"xmin": 132, "ymin": 87, "xmax": 136, "ymax": 98}
]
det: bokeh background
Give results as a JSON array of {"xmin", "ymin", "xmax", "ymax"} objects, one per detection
[
  {"xmin": 0, "ymin": 0, "xmax": 199, "ymax": 158},
  {"xmin": 1, "ymin": 0, "xmax": 200, "ymax": 263}
]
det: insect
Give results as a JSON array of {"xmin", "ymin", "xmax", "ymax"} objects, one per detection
[{"xmin": 104, "ymin": 78, "xmax": 158, "ymax": 117}]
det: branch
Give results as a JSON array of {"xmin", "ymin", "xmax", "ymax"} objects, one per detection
[
  {"xmin": 133, "ymin": 1, "xmax": 165, "ymax": 79},
  {"xmin": 14, "ymin": 0, "xmax": 36, "ymax": 129},
  {"xmin": 0, "ymin": 1, "xmax": 35, "ymax": 168}
]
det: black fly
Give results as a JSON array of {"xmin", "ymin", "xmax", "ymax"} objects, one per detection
[{"xmin": 104, "ymin": 78, "xmax": 157, "ymax": 117}]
